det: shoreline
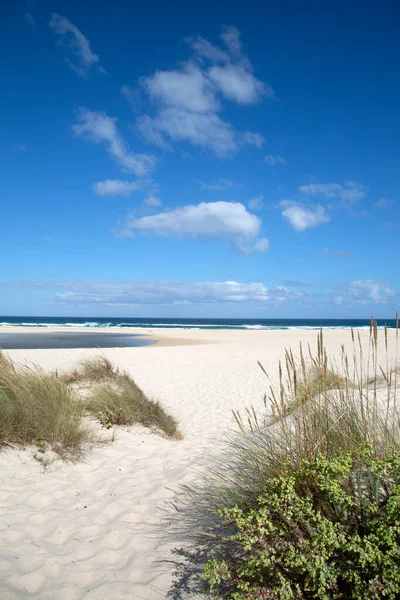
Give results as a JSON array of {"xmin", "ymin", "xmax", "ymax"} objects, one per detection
[{"xmin": 1, "ymin": 324, "xmax": 397, "ymax": 350}]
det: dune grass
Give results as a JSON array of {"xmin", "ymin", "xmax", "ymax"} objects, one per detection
[
  {"xmin": 169, "ymin": 318, "xmax": 400, "ymax": 598},
  {"xmin": 60, "ymin": 356, "xmax": 118, "ymax": 384},
  {"xmin": 0, "ymin": 351, "xmax": 88, "ymax": 458},
  {"xmin": 0, "ymin": 352, "xmax": 182, "ymax": 458},
  {"xmin": 84, "ymin": 371, "xmax": 182, "ymax": 439}
]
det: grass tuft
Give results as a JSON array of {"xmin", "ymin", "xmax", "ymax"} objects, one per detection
[
  {"xmin": 84, "ymin": 371, "xmax": 182, "ymax": 439},
  {"xmin": 0, "ymin": 351, "xmax": 88, "ymax": 458},
  {"xmin": 61, "ymin": 356, "xmax": 118, "ymax": 384}
]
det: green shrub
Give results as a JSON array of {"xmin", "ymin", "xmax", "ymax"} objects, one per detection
[
  {"xmin": 169, "ymin": 320, "xmax": 400, "ymax": 598},
  {"xmin": 204, "ymin": 448, "xmax": 400, "ymax": 599}
]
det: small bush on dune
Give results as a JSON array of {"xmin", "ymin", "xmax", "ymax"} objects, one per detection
[
  {"xmin": 205, "ymin": 449, "xmax": 400, "ymax": 599},
  {"xmin": 0, "ymin": 351, "xmax": 88, "ymax": 457},
  {"xmin": 170, "ymin": 319, "xmax": 400, "ymax": 599},
  {"xmin": 85, "ymin": 372, "xmax": 182, "ymax": 439}
]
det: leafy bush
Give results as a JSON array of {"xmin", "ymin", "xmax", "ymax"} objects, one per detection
[
  {"xmin": 204, "ymin": 448, "xmax": 400, "ymax": 599},
  {"xmin": 169, "ymin": 320, "xmax": 400, "ymax": 598}
]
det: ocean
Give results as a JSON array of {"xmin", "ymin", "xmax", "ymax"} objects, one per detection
[{"xmin": 0, "ymin": 316, "xmax": 397, "ymax": 330}]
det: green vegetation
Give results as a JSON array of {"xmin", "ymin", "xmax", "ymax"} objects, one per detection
[
  {"xmin": 61, "ymin": 356, "xmax": 118, "ymax": 384},
  {"xmin": 0, "ymin": 352, "xmax": 181, "ymax": 458},
  {"xmin": 171, "ymin": 319, "xmax": 400, "ymax": 599},
  {"xmin": 0, "ymin": 351, "xmax": 88, "ymax": 458},
  {"xmin": 84, "ymin": 372, "xmax": 182, "ymax": 439},
  {"xmin": 205, "ymin": 449, "xmax": 400, "ymax": 599}
]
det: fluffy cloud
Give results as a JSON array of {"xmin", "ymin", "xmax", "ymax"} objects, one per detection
[
  {"xmin": 207, "ymin": 64, "xmax": 270, "ymax": 104},
  {"xmin": 299, "ymin": 182, "xmax": 366, "ymax": 204},
  {"xmin": 265, "ymin": 155, "xmax": 286, "ymax": 165},
  {"xmin": 142, "ymin": 64, "xmax": 218, "ymax": 113},
  {"xmin": 279, "ymin": 181, "xmax": 366, "ymax": 231},
  {"xmin": 337, "ymin": 280, "xmax": 395, "ymax": 305},
  {"xmin": 73, "ymin": 108, "xmax": 155, "ymax": 176},
  {"xmin": 122, "ymin": 201, "xmax": 269, "ymax": 254},
  {"xmin": 137, "ymin": 108, "xmax": 237, "ymax": 157},
  {"xmin": 134, "ymin": 26, "xmax": 269, "ymax": 156},
  {"xmin": 281, "ymin": 202, "xmax": 330, "ymax": 231},
  {"xmin": 93, "ymin": 179, "xmax": 141, "ymax": 196},
  {"xmin": 49, "ymin": 13, "xmax": 103, "ymax": 77}
]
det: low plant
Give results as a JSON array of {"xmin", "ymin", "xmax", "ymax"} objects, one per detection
[
  {"xmin": 85, "ymin": 372, "xmax": 182, "ymax": 439},
  {"xmin": 205, "ymin": 448, "xmax": 400, "ymax": 599},
  {"xmin": 0, "ymin": 351, "xmax": 88, "ymax": 458}
]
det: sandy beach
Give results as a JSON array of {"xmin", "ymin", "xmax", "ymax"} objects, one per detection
[{"xmin": 0, "ymin": 327, "xmax": 398, "ymax": 599}]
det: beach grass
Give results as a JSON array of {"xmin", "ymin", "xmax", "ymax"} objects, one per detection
[
  {"xmin": 83, "ymin": 367, "xmax": 182, "ymax": 439},
  {"xmin": 60, "ymin": 356, "xmax": 118, "ymax": 384},
  {"xmin": 0, "ymin": 351, "xmax": 88, "ymax": 458},
  {"xmin": 0, "ymin": 352, "xmax": 182, "ymax": 457}
]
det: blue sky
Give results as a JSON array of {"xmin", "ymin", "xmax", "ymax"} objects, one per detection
[{"xmin": 1, "ymin": 0, "xmax": 399, "ymax": 317}]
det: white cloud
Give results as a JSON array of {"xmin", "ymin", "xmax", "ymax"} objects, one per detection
[
  {"xmin": 93, "ymin": 179, "xmax": 141, "ymax": 196},
  {"xmin": 345, "ymin": 280, "xmax": 395, "ymax": 304},
  {"xmin": 242, "ymin": 131, "xmax": 265, "ymax": 148},
  {"xmin": 186, "ymin": 35, "xmax": 230, "ymax": 63},
  {"xmin": 299, "ymin": 181, "xmax": 366, "ymax": 204},
  {"xmin": 73, "ymin": 108, "xmax": 156, "ymax": 176},
  {"xmin": 122, "ymin": 201, "xmax": 268, "ymax": 254},
  {"xmin": 248, "ymin": 195, "xmax": 264, "ymax": 210},
  {"xmin": 265, "ymin": 155, "xmax": 286, "ymax": 165},
  {"xmin": 138, "ymin": 108, "xmax": 237, "ymax": 157},
  {"xmin": 133, "ymin": 26, "xmax": 271, "ymax": 156},
  {"xmin": 142, "ymin": 64, "xmax": 218, "ymax": 112},
  {"xmin": 12, "ymin": 278, "xmax": 303, "ymax": 307},
  {"xmin": 49, "ymin": 13, "xmax": 103, "ymax": 77},
  {"xmin": 281, "ymin": 202, "xmax": 330, "ymax": 231},
  {"xmin": 55, "ymin": 280, "xmax": 271, "ymax": 305},
  {"xmin": 207, "ymin": 65, "xmax": 270, "ymax": 104},
  {"xmin": 144, "ymin": 195, "xmax": 162, "ymax": 207},
  {"xmin": 196, "ymin": 178, "xmax": 233, "ymax": 190},
  {"xmin": 2, "ymin": 279, "xmax": 307, "ymax": 307},
  {"xmin": 375, "ymin": 197, "xmax": 394, "ymax": 208}
]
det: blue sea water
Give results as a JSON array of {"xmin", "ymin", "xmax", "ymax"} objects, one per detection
[{"xmin": 0, "ymin": 316, "xmax": 397, "ymax": 330}]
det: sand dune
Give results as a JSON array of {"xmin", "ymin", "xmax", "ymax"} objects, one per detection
[{"xmin": 0, "ymin": 328, "xmax": 398, "ymax": 599}]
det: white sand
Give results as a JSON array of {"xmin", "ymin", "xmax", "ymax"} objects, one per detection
[{"xmin": 0, "ymin": 328, "xmax": 398, "ymax": 599}]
